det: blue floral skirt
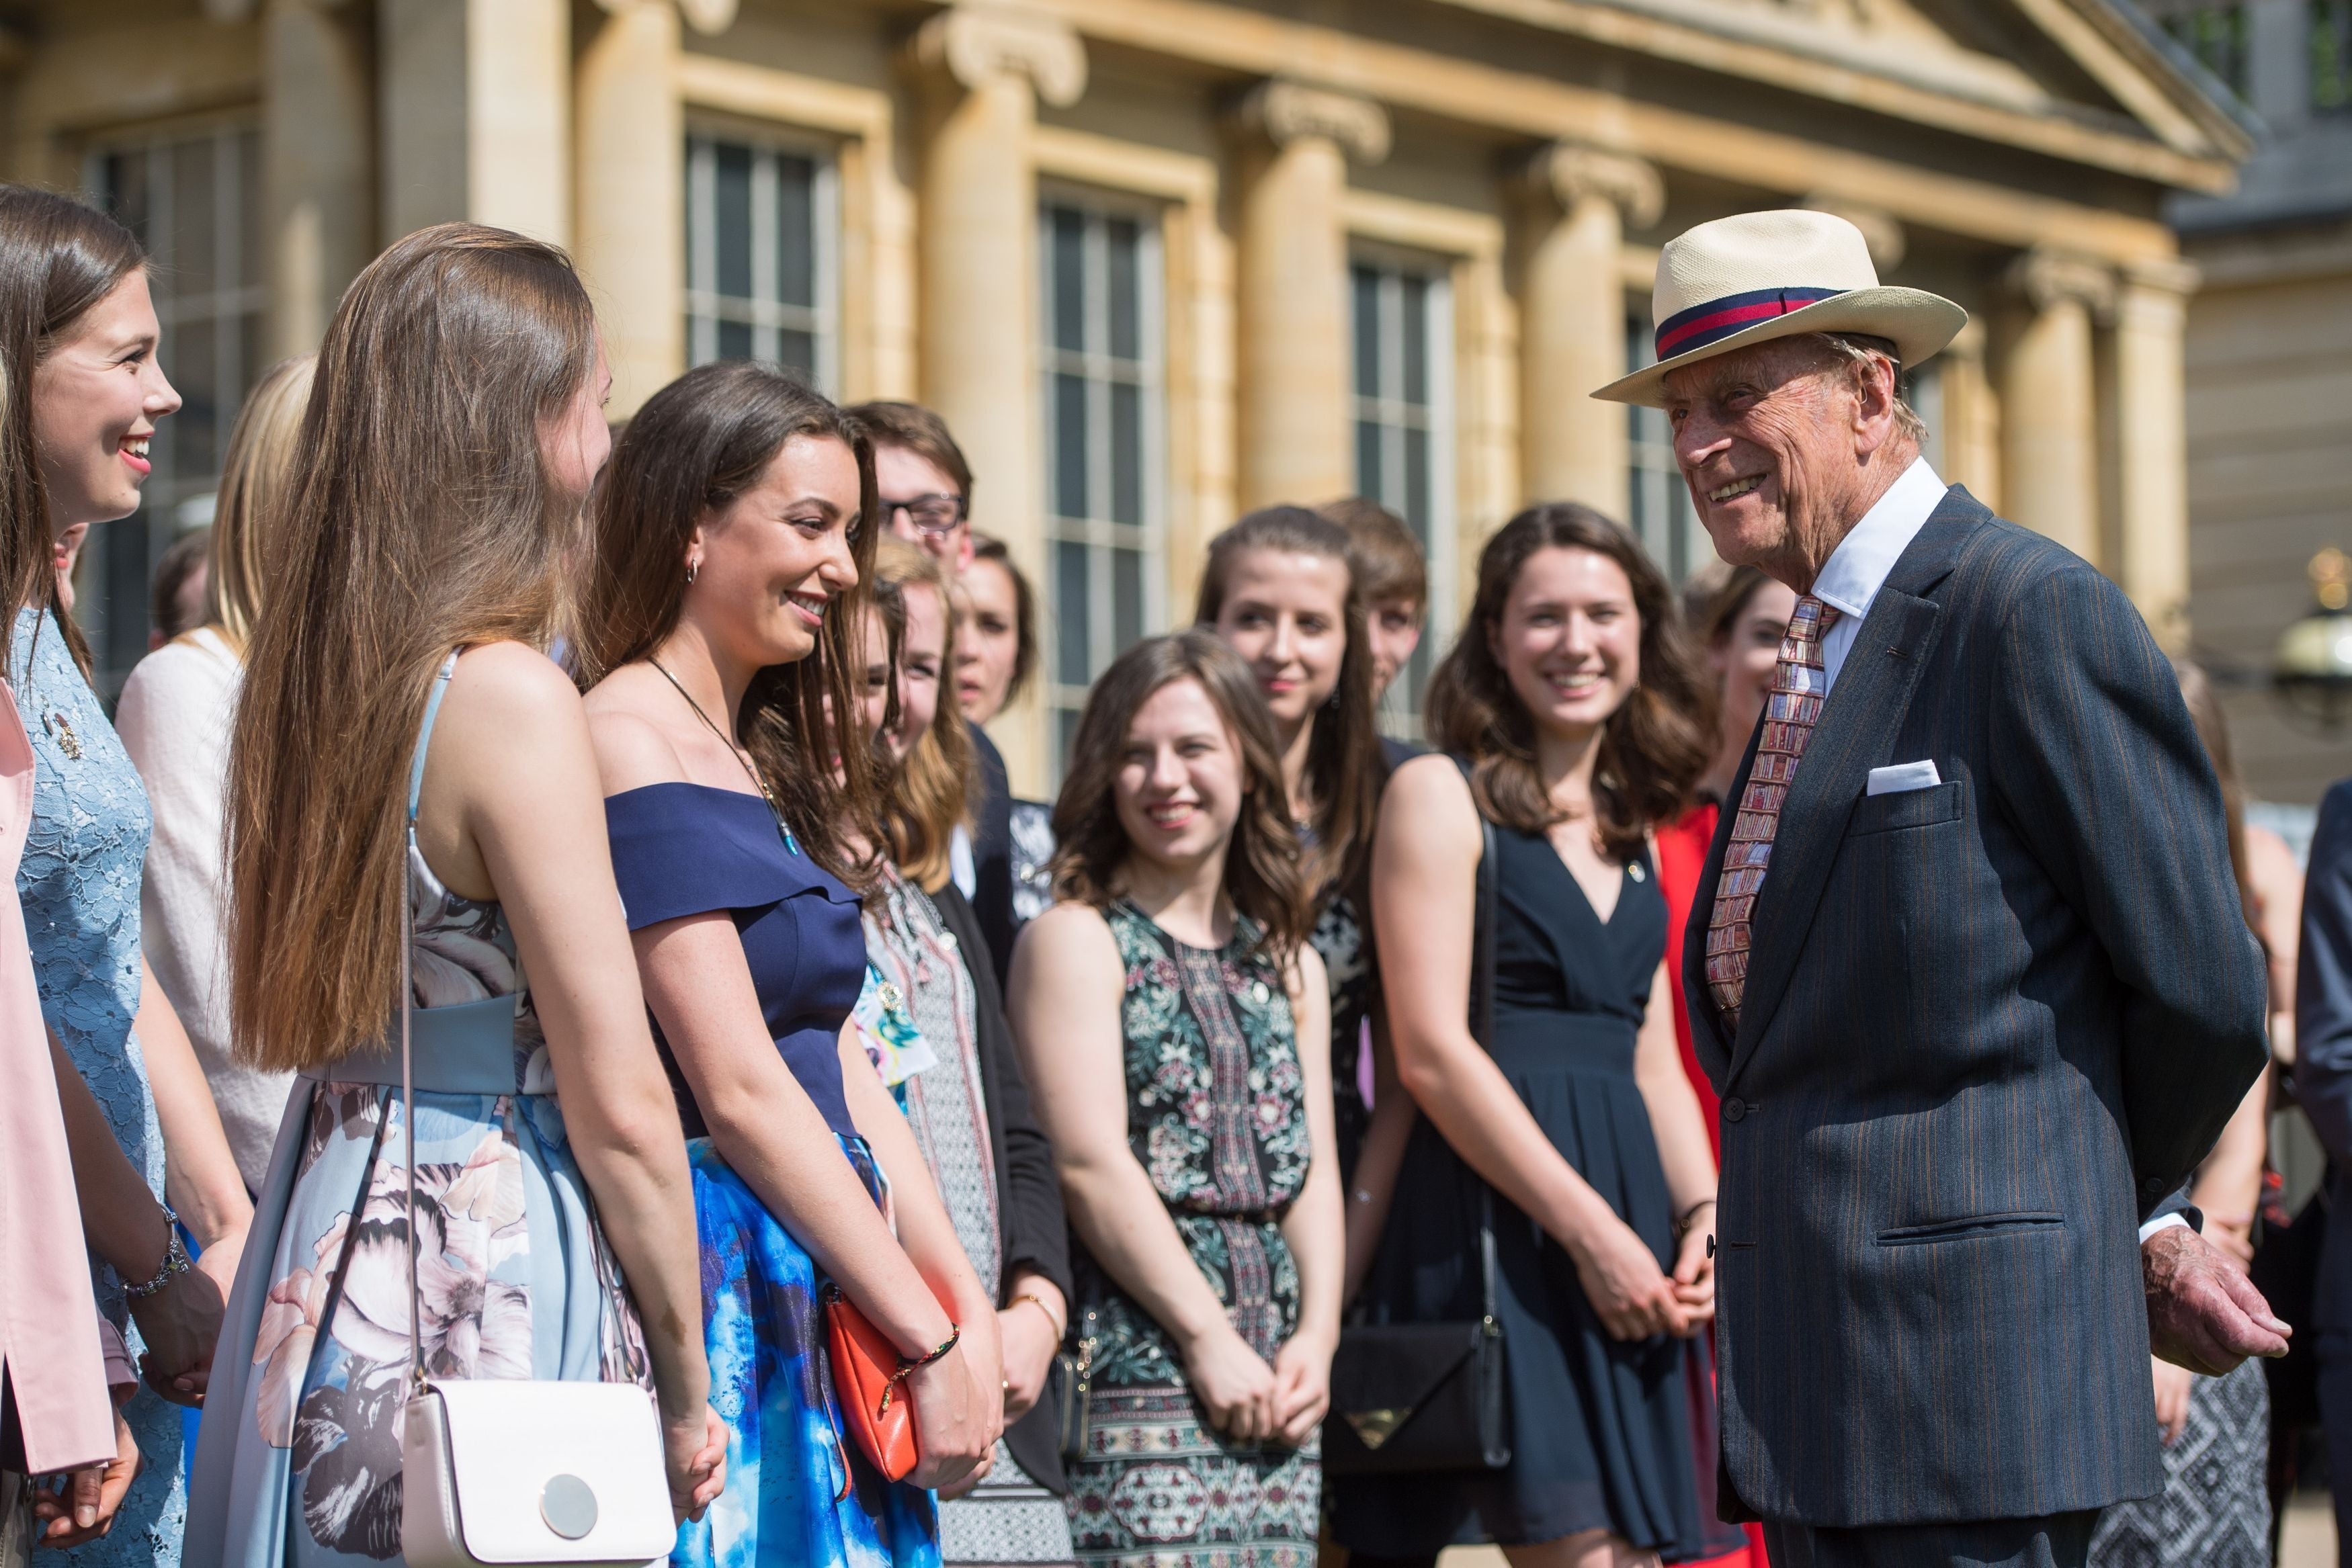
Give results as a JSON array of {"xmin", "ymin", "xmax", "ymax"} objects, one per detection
[{"xmin": 675, "ymin": 1136, "xmax": 940, "ymax": 1568}]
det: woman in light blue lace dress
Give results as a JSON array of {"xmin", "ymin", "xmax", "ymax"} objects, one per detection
[{"xmin": 2, "ymin": 183, "xmax": 256, "ymax": 1567}]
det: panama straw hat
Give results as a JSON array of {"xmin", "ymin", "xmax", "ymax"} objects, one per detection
[{"xmin": 1592, "ymin": 209, "xmax": 1967, "ymax": 408}]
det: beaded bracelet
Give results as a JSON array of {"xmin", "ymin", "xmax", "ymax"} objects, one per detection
[
  {"xmin": 124, "ymin": 1201, "xmax": 192, "ymax": 1301},
  {"xmin": 876, "ymin": 1323, "xmax": 962, "ymax": 1417}
]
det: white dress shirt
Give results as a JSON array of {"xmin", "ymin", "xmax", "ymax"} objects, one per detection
[
  {"xmin": 1808, "ymin": 455, "xmax": 1947, "ymax": 694},
  {"xmin": 1803, "ymin": 457, "xmax": 2191, "ymax": 1247}
]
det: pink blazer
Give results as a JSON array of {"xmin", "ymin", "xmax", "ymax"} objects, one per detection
[{"xmin": 0, "ymin": 677, "xmax": 114, "ymax": 1475}]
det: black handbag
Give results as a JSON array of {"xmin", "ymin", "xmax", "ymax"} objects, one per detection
[
  {"xmin": 1049, "ymin": 1304, "xmax": 1100, "ymax": 1464},
  {"xmin": 1323, "ymin": 763, "xmax": 1510, "ymax": 1475}
]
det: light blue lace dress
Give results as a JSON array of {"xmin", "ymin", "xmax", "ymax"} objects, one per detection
[{"xmin": 10, "ymin": 605, "xmax": 181, "ymax": 1567}]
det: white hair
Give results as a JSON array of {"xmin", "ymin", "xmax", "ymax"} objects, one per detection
[{"xmin": 1812, "ymin": 332, "xmax": 1929, "ymax": 445}]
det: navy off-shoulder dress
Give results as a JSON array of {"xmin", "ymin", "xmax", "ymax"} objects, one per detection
[{"xmin": 605, "ymin": 782, "xmax": 939, "ymax": 1568}]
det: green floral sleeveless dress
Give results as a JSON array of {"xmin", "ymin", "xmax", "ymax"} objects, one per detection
[{"xmin": 1062, "ymin": 901, "xmax": 1318, "ymax": 1568}]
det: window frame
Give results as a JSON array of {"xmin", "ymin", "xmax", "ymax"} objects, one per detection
[
  {"xmin": 1037, "ymin": 183, "xmax": 1170, "ymax": 780},
  {"xmin": 1347, "ymin": 240, "xmax": 1459, "ymax": 740},
  {"xmin": 683, "ymin": 120, "xmax": 842, "ymax": 392},
  {"xmin": 1622, "ymin": 298, "xmax": 1716, "ymax": 588}
]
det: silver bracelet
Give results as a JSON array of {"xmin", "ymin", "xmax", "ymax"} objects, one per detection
[{"xmin": 124, "ymin": 1201, "xmax": 191, "ymax": 1301}]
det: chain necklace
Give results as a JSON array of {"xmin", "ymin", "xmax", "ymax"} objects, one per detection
[{"xmin": 647, "ymin": 658, "xmax": 800, "ymax": 857}]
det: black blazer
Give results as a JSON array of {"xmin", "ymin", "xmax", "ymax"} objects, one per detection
[
  {"xmin": 1682, "ymin": 488, "xmax": 2265, "ymax": 1528},
  {"xmin": 2293, "ymin": 780, "xmax": 2352, "ymax": 1337},
  {"xmin": 931, "ymin": 879, "xmax": 1073, "ymax": 1490}
]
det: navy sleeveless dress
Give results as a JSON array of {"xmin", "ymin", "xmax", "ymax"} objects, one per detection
[
  {"xmin": 604, "ymin": 782, "xmax": 938, "ymax": 1568},
  {"xmin": 1331, "ymin": 817, "xmax": 1740, "ymax": 1563}
]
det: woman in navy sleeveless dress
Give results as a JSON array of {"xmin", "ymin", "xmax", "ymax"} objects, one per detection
[
  {"xmin": 577, "ymin": 361, "xmax": 1001, "ymax": 1568},
  {"xmin": 1334, "ymin": 507, "xmax": 1740, "ymax": 1567}
]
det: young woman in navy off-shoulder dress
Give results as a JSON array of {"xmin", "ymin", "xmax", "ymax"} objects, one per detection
[{"xmin": 575, "ymin": 361, "xmax": 1001, "ymax": 1568}]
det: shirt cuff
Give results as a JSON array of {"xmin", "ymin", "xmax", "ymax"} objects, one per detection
[{"xmin": 2138, "ymin": 1212, "xmax": 2191, "ymax": 1244}]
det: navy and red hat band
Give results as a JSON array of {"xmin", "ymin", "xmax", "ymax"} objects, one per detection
[{"xmin": 1654, "ymin": 286, "xmax": 1849, "ymax": 361}]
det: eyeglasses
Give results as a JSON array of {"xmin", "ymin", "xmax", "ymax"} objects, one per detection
[{"xmin": 880, "ymin": 492, "xmax": 966, "ymax": 535}]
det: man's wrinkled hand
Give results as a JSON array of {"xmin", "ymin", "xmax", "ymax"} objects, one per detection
[{"xmin": 2144, "ymin": 1223, "xmax": 2290, "ymax": 1375}]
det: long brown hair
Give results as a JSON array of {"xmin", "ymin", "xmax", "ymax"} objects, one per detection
[
  {"xmin": 1048, "ymin": 628, "xmax": 1312, "ymax": 962},
  {"xmin": 228, "ymin": 224, "xmax": 599, "ymax": 1072},
  {"xmin": 0, "ymin": 185, "xmax": 149, "ymax": 679},
  {"xmin": 205, "ymin": 353, "xmax": 316, "ymax": 653},
  {"xmin": 574, "ymin": 359, "xmax": 883, "ymax": 887},
  {"xmin": 1427, "ymin": 503, "xmax": 1707, "ymax": 857},
  {"xmin": 870, "ymin": 537, "xmax": 971, "ymax": 894},
  {"xmin": 1194, "ymin": 505, "xmax": 1386, "ymax": 897},
  {"xmin": 2174, "ymin": 658, "xmax": 2257, "ymax": 932}
]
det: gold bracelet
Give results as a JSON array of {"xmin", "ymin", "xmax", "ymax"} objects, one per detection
[{"xmin": 1012, "ymin": 1291, "xmax": 1065, "ymax": 1340}]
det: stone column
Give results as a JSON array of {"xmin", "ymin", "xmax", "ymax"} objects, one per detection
[
  {"xmin": 263, "ymin": 0, "xmax": 374, "ymax": 357},
  {"xmin": 575, "ymin": 0, "xmax": 714, "ymax": 417},
  {"xmin": 1230, "ymin": 81, "xmax": 1389, "ymax": 511},
  {"xmin": 378, "ymin": 0, "xmax": 569, "ymax": 244},
  {"xmin": 2111, "ymin": 259, "xmax": 2199, "ymax": 649},
  {"xmin": 1517, "ymin": 143, "xmax": 1662, "ymax": 515},
  {"xmin": 2000, "ymin": 249, "xmax": 2114, "ymax": 567},
  {"xmin": 909, "ymin": 1, "xmax": 1085, "ymax": 793}
]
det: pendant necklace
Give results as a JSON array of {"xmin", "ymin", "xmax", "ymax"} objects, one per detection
[{"xmin": 648, "ymin": 658, "xmax": 800, "ymax": 857}]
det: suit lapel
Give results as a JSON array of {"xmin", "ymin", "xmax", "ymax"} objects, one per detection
[{"xmin": 1723, "ymin": 488, "xmax": 1982, "ymax": 1083}]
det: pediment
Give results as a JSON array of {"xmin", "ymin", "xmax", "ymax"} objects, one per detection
[{"xmin": 1437, "ymin": 0, "xmax": 2253, "ymax": 187}]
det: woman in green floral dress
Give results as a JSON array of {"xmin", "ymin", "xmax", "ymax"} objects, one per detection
[{"xmin": 1008, "ymin": 630, "xmax": 1343, "ymax": 1568}]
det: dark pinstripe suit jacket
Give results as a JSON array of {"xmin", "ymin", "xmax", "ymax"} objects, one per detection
[{"xmin": 1681, "ymin": 487, "xmax": 2267, "ymax": 1528}]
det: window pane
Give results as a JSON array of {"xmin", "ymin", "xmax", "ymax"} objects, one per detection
[
  {"xmin": 1114, "ymin": 548, "xmax": 1143, "ymax": 654},
  {"xmin": 1056, "ymin": 708, "xmax": 1080, "ymax": 777},
  {"xmin": 1052, "ymin": 207, "xmax": 1085, "ymax": 354},
  {"xmin": 1352, "ymin": 267, "xmax": 1380, "ymax": 398},
  {"xmin": 103, "ymin": 151, "xmax": 150, "ymax": 248},
  {"xmin": 238, "ymin": 130, "xmax": 263, "ymax": 287},
  {"xmin": 170, "ymin": 139, "xmax": 218, "ymax": 297},
  {"xmin": 1054, "ymin": 372, "xmax": 1088, "ymax": 519},
  {"xmin": 777, "ymin": 329, "xmax": 816, "ymax": 379},
  {"xmin": 1356, "ymin": 420, "xmax": 1383, "ymax": 500},
  {"xmin": 718, "ymin": 319, "xmax": 753, "ymax": 361},
  {"xmin": 1110, "ymin": 382, "xmax": 1142, "ymax": 526},
  {"xmin": 171, "ymin": 319, "xmax": 220, "ymax": 480},
  {"xmin": 1055, "ymin": 539, "xmax": 1091, "ymax": 687},
  {"xmin": 1403, "ymin": 427, "xmax": 1431, "ymax": 537},
  {"xmin": 1107, "ymin": 218, "xmax": 1140, "ymax": 361},
  {"xmin": 774, "ymin": 153, "xmax": 816, "ymax": 308},
  {"xmin": 1402, "ymin": 275, "xmax": 1429, "ymax": 405},
  {"xmin": 714, "ymin": 143, "xmax": 753, "ymax": 300}
]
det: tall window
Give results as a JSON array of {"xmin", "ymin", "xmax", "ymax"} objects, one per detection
[
  {"xmin": 1623, "ymin": 309, "xmax": 1713, "ymax": 586},
  {"xmin": 1040, "ymin": 198, "xmax": 1163, "ymax": 775},
  {"xmin": 2316, "ymin": 0, "xmax": 2352, "ymax": 112},
  {"xmin": 85, "ymin": 123, "xmax": 265, "ymax": 694},
  {"xmin": 2144, "ymin": 1, "xmax": 2254, "ymax": 99},
  {"xmin": 1351, "ymin": 255, "xmax": 1454, "ymax": 734},
  {"xmin": 684, "ymin": 132, "xmax": 837, "ymax": 388}
]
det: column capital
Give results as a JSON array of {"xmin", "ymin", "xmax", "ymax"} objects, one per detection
[
  {"xmin": 2118, "ymin": 255, "xmax": 2203, "ymax": 299},
  {"xmin": 1801, "ymin": 194, "xmax": 1904, "ymax": 272},
  {"xmin": 2005, "ymin": 247, "xmax": 2117, "ymax": 316},
  {"xmin": 1232, "ymin": 79, "xmax": 1390, "ymax": 165},
  {"xmin": 911, "ymin": 1, "xmax": 1087, "ymax": 109},
  {"xmin": 1523, "ymin": 142, "xmax": 1663, "ymax": 228},
  {"xmin": 590, "ymin": 0, "xmax": 735, "ymax": 36}
]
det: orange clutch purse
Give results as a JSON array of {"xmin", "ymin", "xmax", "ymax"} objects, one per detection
[{"xmin": 821, "ymin": 1284, "xmax": 958, "ymax": 1489}]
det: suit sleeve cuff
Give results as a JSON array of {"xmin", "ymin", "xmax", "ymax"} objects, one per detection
[{"xmin": 2138, "ymin": 1212, "xmax": 2191, "ymax": 1244}]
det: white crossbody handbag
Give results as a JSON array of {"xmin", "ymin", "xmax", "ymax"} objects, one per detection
[{"xmin": 391, "ymin": 816, "xmax": 677, "ymax": 1568}]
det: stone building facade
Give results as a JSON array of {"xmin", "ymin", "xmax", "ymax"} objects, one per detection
[
  {"xmin": 2, "ymin": 0, "xmax": 2246, "ymax": 793},
  {"xmin": 2158, "ymin": 0, "xmax": 2352, "ymax": 806}
]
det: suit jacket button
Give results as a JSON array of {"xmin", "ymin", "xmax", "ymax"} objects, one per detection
[
  {"xmin": 1724, "ymin": 1096, "xmax": 1747, "ymax": 1123},
  {"xmin": 2142, "ymin": 1176, "xmax": 2169, "ymax": 1196},
  {"xmin": 1707, "ymin": 1235, "xmax": 1718, "ymax": 1260}
]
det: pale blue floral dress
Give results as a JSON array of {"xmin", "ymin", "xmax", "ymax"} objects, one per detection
[
  {"xmin": 11, "ymin": 606, "xmax": 181, "ymax": 1567},
  {"xmin": 183, "ymin": 652, "xmax": 654, "ymax": 1567}
]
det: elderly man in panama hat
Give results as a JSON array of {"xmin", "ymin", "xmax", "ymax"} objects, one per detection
[{"xmin": 1600, "ymin": 210, "xmax": 2288, "ymax": 1567}]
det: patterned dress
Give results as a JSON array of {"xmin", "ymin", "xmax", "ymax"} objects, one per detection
[
  {"xmin": 11, "ymin": 607, "xmax": 182, "ymax": 1568},
  {"xmin": 866, "ymin": 866, "xmax": 1075, "ymax": 1567},
  {"xmin": 184, "ymin": 652, "xmax": 654, "ymax": 1568},
  {"xmin": 2087, "ymin": 1358, "xmax": 2271, "ymax": 1566},
  {"xmin": 1063, "ymin": 902, "xmax": 1318, "ymax": 1568}
]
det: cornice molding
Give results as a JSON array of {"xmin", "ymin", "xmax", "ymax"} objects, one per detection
[
  {"xmin": 1232, "ymin": 79, "xmax": 1390, "ymax": 165},
  {"xmin": 911, "ymin": 2, "xmax": 1088, "ymax": 109}
]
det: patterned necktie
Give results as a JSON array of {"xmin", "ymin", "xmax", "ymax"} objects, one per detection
[{"xmin": 1706, "ymin": 594, "xmax": 1838, "ymax": 1029}]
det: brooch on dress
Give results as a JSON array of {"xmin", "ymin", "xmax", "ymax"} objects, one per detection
[{"xmin": 43, "ymin": 709, "xmax": 82, "ymax": 760}]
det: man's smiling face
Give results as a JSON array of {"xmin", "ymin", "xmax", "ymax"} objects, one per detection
[{"xmin": 1664, "ymin": 335, "xmax": 1900, "ymax": 587}]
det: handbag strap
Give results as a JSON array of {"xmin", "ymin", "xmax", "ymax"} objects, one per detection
[
  {"xmin": 1456, "ymin": 756, "xmax": 1501, "ymax": 1329},
  {"xmin": 404, "ymin": 652, "xmax": 460, "ymax": 1395}
]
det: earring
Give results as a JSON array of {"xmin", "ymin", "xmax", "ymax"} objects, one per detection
[{"xmin": 686, "ymin": 558, "xmax": 700, "ymax": 585}]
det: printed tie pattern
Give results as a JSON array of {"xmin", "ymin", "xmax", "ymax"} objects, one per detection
[{"xmin": 1705, "ymin": 593, "xmax": 1838, "ymax": 1029}]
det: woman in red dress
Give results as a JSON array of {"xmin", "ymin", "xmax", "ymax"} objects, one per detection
[{"xmin": 1651, "ymin": 565, "xmax": 1797, "ymax": 1568}]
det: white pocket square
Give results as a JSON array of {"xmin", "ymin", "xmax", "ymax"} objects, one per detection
[{"xmin": 1867, "ymin": 760, "xmax": 1943, "ymax": 796}]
